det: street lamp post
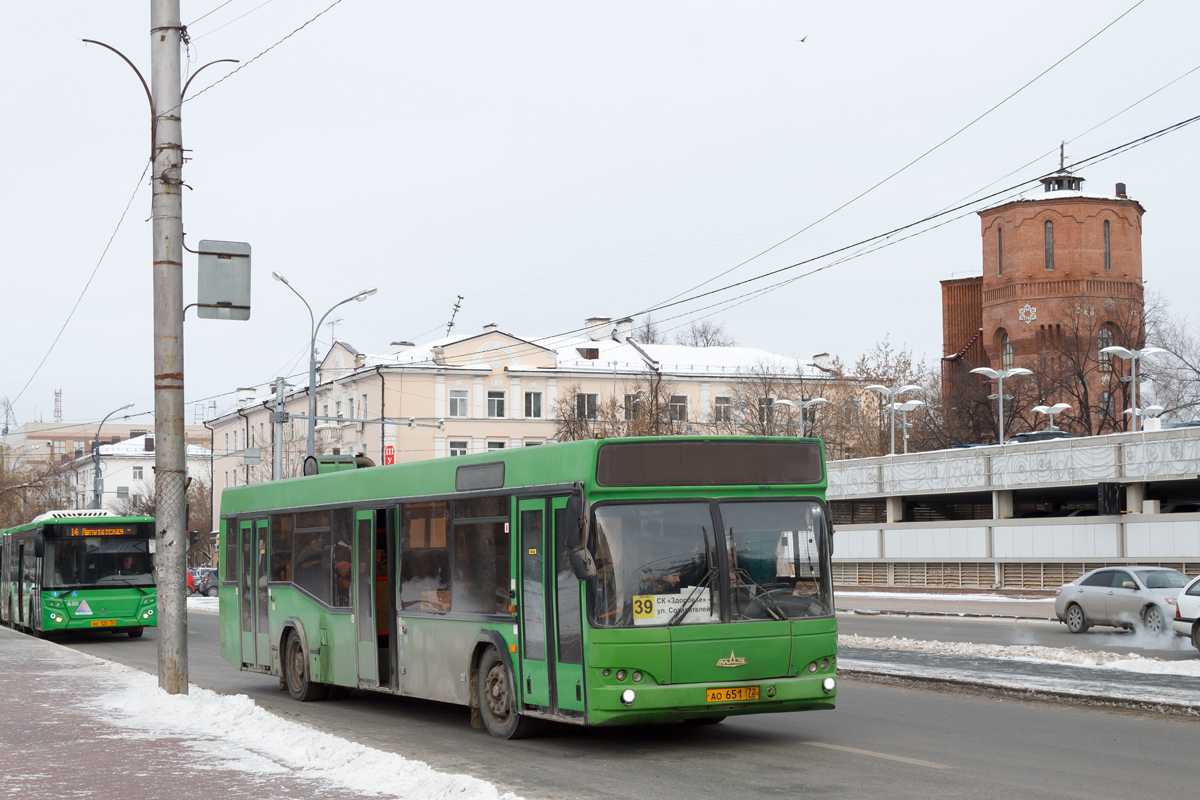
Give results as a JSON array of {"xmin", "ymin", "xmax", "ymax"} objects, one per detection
[
  {"xmin": 969, "ymin": 367, "xmax": 1032, "ymax": 444},
  {"xmin": 91, "ymin": 403, "xmax": 135, "ymax": 509},
  {"xmin": 774, "ymin": 398, "xmax": 828, "ymax": 438},
  {"xmin": 1099, "ymin": 346, "xmax": 1165, "ymax": 432},
  {"xmin": 890, "ymin": 399, "xmax": 924, "ymax": 454},
  {"xmin": 1032, "ymin": 402, "xmax": 1071, "ymax": 431},
  {"xmin": 272, "ymin": 273, "xmax": 377, "ymax": 459},
  {"xmin": 865, "ymin": 384, "xmax": 920, "ymax": 455}
]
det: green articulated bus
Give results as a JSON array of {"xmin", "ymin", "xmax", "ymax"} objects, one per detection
[
  {"xmin": 1, "ymin": 510, "xmax": 158, "ymax": 637},
  {"xmin": 218, "ymin": 436, "xmax": 837, "ymax": 738}
]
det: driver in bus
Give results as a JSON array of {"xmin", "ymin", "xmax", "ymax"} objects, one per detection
[{"xmin": 113, "ymin": 555, "xmax": 141, "ymax": 576}]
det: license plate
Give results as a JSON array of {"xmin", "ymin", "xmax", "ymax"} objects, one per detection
[
  {"xmin": 706, "ymin": 686, "xmax": 759, "ymax": 703},
  {"xmin": 90, "ymin": 620, "xmax": 116, "ymax": 627}
]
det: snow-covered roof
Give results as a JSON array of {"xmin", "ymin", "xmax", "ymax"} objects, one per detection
[{"xmin": 74, "ymin": 434, "xmax": 211, "ymax": 463}]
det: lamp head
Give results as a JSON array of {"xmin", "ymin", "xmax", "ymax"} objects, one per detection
[
  {"xmin": 805, "ymin": 398, "xmax": 829, "ymax": 407},
  {"xmin": 898, "ymin": 400, "xmax": 924, "ymax": 412},
  {"xmin": 120, "ymin": 402, "xmax": 135, "ymax": 411},
  {"xmin": 1005, "ymin": 367, "xmax": 1033, "ymax": 377},
  {"xmin": 355, "ymin": 287, "xmax": 378, "ymax": 302},
  {"xmin": 969, "ymin": 367, "xmax": 999, "ymax": 380},
  {"xmin": 271, "ymin": 271, "xmax": 288, "ymax": 284},
  {"xmin": 865, "ymin": 384, "xmax": 889, "ymax": 393},
  {"xmin": 1100, "ymin": 345, "xmax": 1133, "ymax": 359},
  {"xmin": 1139, "ymin": 346, "xmax": 1167, "ymax": 357},
  {"xmin": 773, "ymin": 399, "xmax": 797, "ymax": 409}
]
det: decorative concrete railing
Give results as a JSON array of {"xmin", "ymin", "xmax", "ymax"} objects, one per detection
[{"xmin": 827, "ymin": 427, "xmax": 1200, "ymax": 500}]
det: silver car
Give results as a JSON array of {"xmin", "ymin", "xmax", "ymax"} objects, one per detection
[{"xmin": 1054, "ymin": 566, "xmax": 1188, "ymax": 635}]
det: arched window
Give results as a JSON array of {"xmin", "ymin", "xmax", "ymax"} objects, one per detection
[
  {"xmin": 1098, "ymin": 327, "xmax": 1114, "ymax": 371},
  {"xmin": 1103, "ymin": 220, "xmax": 1111, "ymax": 270},
  {"xmin": 999, "ymin": 330, "xmax": 1013, "ymax": 369},
  {"xmin": 997, "ymin": 227, "xmax": 1003, "ymax": 276},
  {"xmin": 1044, "ymin": 220, "xmax": 1055, "ymax": 270},
  {"xmin": 1098, "ymin": 391, "xmax": 1115, "ymax": 421}
]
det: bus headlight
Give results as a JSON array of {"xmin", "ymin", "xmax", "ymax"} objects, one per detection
[
  {"xmin": 822, "ymin": 677, "xmax": 836, "ymax": 694},
  {"xmin": 620, "ymin": 689, "xmax": 636, "ymax": 706}
]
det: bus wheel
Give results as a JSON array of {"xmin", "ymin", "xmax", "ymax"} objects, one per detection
[
  {"xmin": 477, "ymin": 646, "xmax": 536, "ymax": 739},
  {"xmin": 285, "ymin": 632, "xmax": 328, "ymax": 702},
  {"xmin": 128, "ymin": 628, "xmax": 144, "ymax": 639}
]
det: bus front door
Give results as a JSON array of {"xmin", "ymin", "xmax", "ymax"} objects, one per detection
[
  {"xmin": 254, "ymin": 519, "xmax": 270, "ymax": 671},
  {"xmin": 517, "ymin": 499, "xmax": 551, "ymax": 708},
  {"xmin": 239, "ymin": 519, "xmax": 270, "ymax": 669},
  {"xmin": 550, "ymin": 497, "xmax": 585, "ymax": 713},
  {"xmin": 353, "ymin": 509, "xmax": 378, "ymax": 686}
]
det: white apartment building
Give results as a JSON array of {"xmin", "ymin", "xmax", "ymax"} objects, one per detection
[
  {"xmin": 69, "ymin": 434, "xmax": 212, "ymax": 512},
  {"xmin": 207, "ymin": 316, "xmax": 840, "ymax": 518}
]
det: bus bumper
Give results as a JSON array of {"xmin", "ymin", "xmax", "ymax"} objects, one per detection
[{"xmin": 586, "ymin": 671, "xmax": 837, "ymax": 725}]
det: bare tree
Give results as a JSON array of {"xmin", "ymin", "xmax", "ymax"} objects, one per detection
[
  {"xmin": 674, "ymin": 320, "xmax": 736, "ymax": 348},
  {"xmin": 0, "ymin": 464, "xmax": 74, "ymax": 528},
  {"xmin": 633, "ymin": 315, "xmax": 667, "ymax": 345},
  {"xmin": 1145, "ymin": 296, "xmax": 1200, "ymax": 421}
]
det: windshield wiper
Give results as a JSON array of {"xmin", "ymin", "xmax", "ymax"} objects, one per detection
[
  {"xmin": 729, "ymin": 527, "xmax": 786, "ymax": 621},
  {"xmin": 668, "ymin": 527, "xmax": 717, "ymax": 627},
  {"xmin": 103, "ymin": 577, "xmax": 149, "ymax": 595}
]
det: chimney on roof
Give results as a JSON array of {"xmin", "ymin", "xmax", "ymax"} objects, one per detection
[
  {"xmin": 388, "ymin": 341, "xmax": 414, "ymax": 355},
  {"xmin": 355, "ymin": 353, "xmax": 366, "ymax": 369},
  {"xmin": 236, "ymin": 387, "xmax": 256, "ymax": 408},
  {"xmin": 613, "ymin": 317, "xmax": 634, "ymax": 342},
  {"xmin": 483, "ymin": 323, "xmax": 499, "ymax": 333},
  {"xmin": 585, "ymin": 317, "xmax": 611, "ymax": 342},
  {"xmin": 431, "ymin": 346, "xmax": 447, "ymax": 366},
  {"xmin": 144, "ymin": 435, "xmax": 154, "ymax": 452},
  {"xmin": 812, "ymin": 353, "xmax": 832, "ymax": 371},
  {"xmin": 1115, "ymin": 182, "xmax": 1127, "ymax": 198}
]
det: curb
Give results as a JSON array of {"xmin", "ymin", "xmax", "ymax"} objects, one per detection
[
  {"xmin": 841, "ymin": 608, "xmax": 1059, "ymax": 622},
  {"xmin": 838, "ymin": 665, "xmax": 1200, "ymax": 715}
]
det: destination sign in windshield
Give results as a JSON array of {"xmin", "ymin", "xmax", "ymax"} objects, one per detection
[{"xmin": 65, "ymin": 525, "xmax": 137, "ymax": 538}]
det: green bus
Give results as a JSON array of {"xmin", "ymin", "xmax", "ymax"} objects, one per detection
[
  {"xmin": 218, "ymin": 437, "xmax": 837, "ymax": 738},
  {"xmin": 1, "ymin": 510, "xmax": 158, "ymax": 637}
]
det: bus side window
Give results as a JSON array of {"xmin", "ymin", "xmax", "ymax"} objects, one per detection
[
  {"xmin": 400, "ymin": 502, "xmax": 450, "ymax": 612},
  {"xmin": 270, "ymin": 514, "xmax": 293, "ymax": 582},
  {"xmin": 224, "ymin": 521, "xmax": 237, "ymax": 583},
  {"xmin": 294, "ymin": 511, "xmax": 333, "ymax": 606},
  {"xmin": 331, "ymin": 509, "xmax": 353, "ymax": 607}
]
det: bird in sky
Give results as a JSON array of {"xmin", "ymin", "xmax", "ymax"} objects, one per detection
[{"xmin": 796, "ymin": 35, "xmax": 807, "ymax": 42}]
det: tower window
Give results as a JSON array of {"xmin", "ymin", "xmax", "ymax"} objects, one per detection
[
  {"xmin": 1103, "ymin": 220, "xmax": 1111, "ymax": 270},
  {"xmin": 1044, "ymin": 221, "xmax": 1054, "ymax": 270},
  {"xmin": 1098, "ymin": 327, "xmax": 1114, "ymax": 371},
  {"xmin": 997, "ymin": 228, "xmax": 1003, "ymax": 276},
  {"xmin": 1098, "ymin": 391, "xmax": 1115, "ymax": 421},
  {"xmin": 1001, "ymin": 332, "xmax": 1013, "ymax": 370}
]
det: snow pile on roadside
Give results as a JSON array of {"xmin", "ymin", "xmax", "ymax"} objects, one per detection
[
  {"xmin": 90, "ymin": 660, "xmax": 522, "ymax": 800},
  {"xmin": 840, "ymin": 634, "xmax": 1200, "ymax": 676},
  {"xmin": 186, "ymin": 595, "xmax": 220, "ymax": 613},
  {"xmin": 837, "ymin": 591, "xmax": 1050, "ymax": 603}
]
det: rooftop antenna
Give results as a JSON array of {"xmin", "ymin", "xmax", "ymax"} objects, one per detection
[
  {"xmin": 54, "ymin": 389, "xmax": 63, "ymax": 422},
  {"xmin": 446, "ymin": 295, "xmax": 464, "ymax": 336},
  {"xmin": 1059, "ymin": 141, "xmax": 1065, "ymax": 171},
  {"xmin": 325, "ymin": 317, "xmax": 344, "ymax": 343}
]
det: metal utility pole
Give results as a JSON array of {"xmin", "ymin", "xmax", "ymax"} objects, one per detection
[
  {"xmin": 150, "ymin": 0, "xmax": 188, "ymax": 695},
  {"xmin": 272, "ymin": 377, "xmax": 287, "ymax": 480}
]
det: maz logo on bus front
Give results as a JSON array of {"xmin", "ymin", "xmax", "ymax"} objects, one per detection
[{"xmin": 716, "ymin": 651, "xmax": 747, "ymax": 668}]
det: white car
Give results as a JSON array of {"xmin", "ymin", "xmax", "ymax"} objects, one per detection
[
  {"xmin": 1172, "ymin": 574, "xmax": 1200, "ymax": 651},
  {"xmin": 1054, "ymin": 566, "xmax": 1189, "ymax": 634}
]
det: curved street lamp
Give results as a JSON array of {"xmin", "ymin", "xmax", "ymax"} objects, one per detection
[
  {"xmin": 889, "ymin": 399, "xmax": 925, "ymax": 454},
  {"xmin": 1032, "ymin": 402, "xmax": 1071, "ymax": 431},
  {"xmin": 774, "ymin": 398, "xmax": 828, "ymax": 438},
  {"xmin": 866, "ymin": 384, "xmax": 920, "ymax": 455},
  {"xmin": 92, "ymin": 402, "xmax": 135, "ymax": 509},
  {"xmin": 1099, "ymin": 346, "xmax": 1165, "ymax": 432},
  {"xmin": 272, "ymin": 272, "xmax": 378, "ymax": 459},
  {"xmin": 969, "ymin": 367, "xmax": 1032, "ymax": 443}
]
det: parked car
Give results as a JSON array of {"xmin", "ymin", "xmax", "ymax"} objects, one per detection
[
  {"xmin": 1007, "ymin": 430, "xmax": 1079, "ymax": 444},
  {"xmin": 186, "ymin": 569, "xmax": 195, "ymax": 594},
  {"xmin": 1173, "ymin": 574, "xmax": 1200, "ymax": 651},
  {"xmin": 1054, "ymin": 566, "xmax": 1189, "ymax": 634},
  {"xmin": 194, "ymin": 567, "xmax": 219, "ymax": 597}
]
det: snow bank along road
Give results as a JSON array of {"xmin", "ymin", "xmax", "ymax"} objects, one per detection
[
  {"xmin": 0, "ymin": 626, "xmax": 519, "ymax": 800},
  {"xmin": 49, "ymin": 609, "xmax": 1196, "ymax": 799}
]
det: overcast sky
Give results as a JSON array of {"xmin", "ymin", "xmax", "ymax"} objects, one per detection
[{"xmin": 2, "ymin": 0, "xmax": 1198, "ymax": 426}]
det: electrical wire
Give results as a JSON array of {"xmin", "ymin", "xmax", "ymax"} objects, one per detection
[
  {"xmin": 648, "ymin": 0, "xmax": 1148, "ymax": 315},
  {"xmin": 186, "ymin": 0, "xmax": 238, "ymax": 27},
  {"xmin": 9, "ymin": 161, "xmax": 152, "ymax": 412},
  {"xmin": 184, "ymin": 0, "xmax": 346, "ymax": 103},
  {"xmin": 192, "ymin": 0, "xmax": 278, "ymax": 41}
]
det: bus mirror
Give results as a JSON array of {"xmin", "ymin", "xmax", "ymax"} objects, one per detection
[
  {"xmin": 568, "ymin": 547, "xmax": 597, "ymax": 581},
  {"xmin": 563, "ymin": 492, "xmax": 585, "ymax": 549},
  {"xmin": 33, "ymin": 537, "xmax": 45, "ymax": 559}
]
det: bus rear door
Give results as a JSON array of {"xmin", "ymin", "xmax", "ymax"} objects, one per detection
[
  {"xmin": 353, "ymin": 509, "xmax": 378, "ymax": 686},
  {"xmin": 239, "ymin": 518, "xmax": 271, "ymax": 670}
]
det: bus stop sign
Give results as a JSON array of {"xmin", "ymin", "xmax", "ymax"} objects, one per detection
[{"xmin": 197, "ymin": 240, "xmax": 251, "ymax": 320}]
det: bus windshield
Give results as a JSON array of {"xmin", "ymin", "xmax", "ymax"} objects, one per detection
[
  {"xmin": 589, "ymin": 499, "xmax": 831, "ymax": 628},
  {"xmin": 43, "ymin": 537, "xmax": 156, "ymax": 589}
]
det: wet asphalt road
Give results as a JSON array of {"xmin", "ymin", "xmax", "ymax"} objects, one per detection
[{"xmin": 52, "ymin": 611, "xmax": 1197, "ymax": 799}]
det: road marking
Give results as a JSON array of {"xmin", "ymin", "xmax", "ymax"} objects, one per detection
[{"xmin": 802, "ymin": 741, "xmax": 952, "ymax": 770}]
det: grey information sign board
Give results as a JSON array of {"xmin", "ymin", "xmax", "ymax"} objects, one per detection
[
  {"xmin": 197, "ymin": 240, "xmax": 251, "ymax": 320},
  {"xmin": 243, "ymin": 448, "xmax": 262, "ymax": 466}
]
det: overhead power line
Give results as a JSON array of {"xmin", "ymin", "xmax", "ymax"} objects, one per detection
[
  {"xmin": 9, "ymin": 160, "xmax": 151, "ymax": 412},
  {"xmin": 650, "ymin": 0, "xmax": 1147, "ymax": 314}
]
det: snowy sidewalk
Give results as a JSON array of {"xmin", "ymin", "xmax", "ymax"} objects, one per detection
[
  {"xmin": 836, "ymin": 590, "xmax": 1056, "ymax": 620},
  {"xmin": 0, "ymin": 627, "xmax": 519, "ymax": 800}
]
